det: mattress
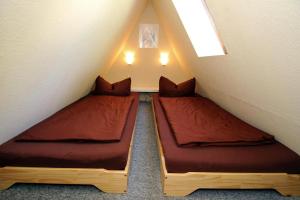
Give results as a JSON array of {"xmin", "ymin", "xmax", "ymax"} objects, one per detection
[
  {"xmin": 152, "ymin": 94, "xmax": 300, "ymax": 173},
  {"xmin": 0, "ymin": 93, "xmax": 139, "ymax": 170}
]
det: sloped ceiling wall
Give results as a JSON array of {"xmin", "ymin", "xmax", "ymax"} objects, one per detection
[
  {"xmin": 1, "ymin": 0, "xmax": 299, "ymax": 155},
  {"xmin": 0, "ymin": 0, "xmax": 147, "ymax": 144},
  {"xmin": 153, "ymin": 0, "xmax": 300, "ymax": 154},
  {"xmin": 104, "ymin": 1, "xmax": 192, "ymax": 91}
]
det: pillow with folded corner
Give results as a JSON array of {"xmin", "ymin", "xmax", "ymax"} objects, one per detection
[
  {"xmin": 94, "ymin": 76, "xmax": 131, "ymax": 96},
  {"xmin": 159, "ymin": 76, "xmax": 195, "ymax": 97}
]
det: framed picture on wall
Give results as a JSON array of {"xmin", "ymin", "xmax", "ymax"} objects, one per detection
[{"xmin": 139, "ymin": 24, "xmax": 159, "ymax": 48}]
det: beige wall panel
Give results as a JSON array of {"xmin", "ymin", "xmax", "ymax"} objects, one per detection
[
  {"xmin": 0, "ymin": 0, "xmax": 147, "ymax": 144},
  {"xmin": 104, "ymin": 1, "xmax": 192, "ymax": 91}
]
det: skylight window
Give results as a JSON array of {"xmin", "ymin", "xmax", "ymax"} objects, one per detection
[{"xmin": 172, "ymin": 0, "xmax": 226, "ymax": 57}]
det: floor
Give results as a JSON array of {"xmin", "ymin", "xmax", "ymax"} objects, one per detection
[{"xmin": 0, "ymin": 101, "xmax": 299, "ymax": 200}]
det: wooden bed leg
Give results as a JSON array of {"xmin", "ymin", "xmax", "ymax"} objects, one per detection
[
  {"xmin": 163, "ymin": 185, "xmax": 197, "ymax": 196},
  {"xmin": 93, "ymin": 173, "xmax": 128, "ymax": 194},
  {"xmin": 163, "ymin": 177, "xmax": 198, "ymax": 196},
  {"xmin": 275, "ymin": 174, "xmax": 300, "ymax": 196},
  {"xmin": 275, "ymin": 187, "xmax": 300, "ymax": 197},
  {"xmin": 163, "ymin": 190, "xmax": 194, "ymax": 196},
  {"xmin": 93, "ymin": 183, "xmax": 127, "ymax": 194},
  {"xmin": 0, "ymin": 181, "xmax": 15, "ymax": 190}
]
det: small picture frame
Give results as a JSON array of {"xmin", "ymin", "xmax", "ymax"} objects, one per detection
[{"xmin": 139, "ymin": 24, "xmax": 159, "ymax": 48}]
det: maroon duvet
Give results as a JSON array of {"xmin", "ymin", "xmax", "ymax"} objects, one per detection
[
  {"xmin": 0, "ymin": 93, "xmax": 139, "ymax": 170},
  {"xmin": 159, "ymin": 96, "xmax": 274, "ymax": 146},
  {"xmin": 18, "ymin": 95, "xmax": 134, "ymax": 142},
  {"xmin": 153, "ymin": 94, "xmax": 300, "ymax": 173}
]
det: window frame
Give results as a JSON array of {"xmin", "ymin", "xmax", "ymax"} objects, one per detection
[{"xmin": 172, "ymin": 0, "xmax": 227, "ymax": 57}]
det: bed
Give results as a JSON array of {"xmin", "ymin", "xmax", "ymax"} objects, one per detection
[
  {"xmin": 152, "ymin": 93, "xmax": 300, "ymax": 196},
  {"xmin": 0, "ymin": 92, "xmax": 139, "ymax": 193}
]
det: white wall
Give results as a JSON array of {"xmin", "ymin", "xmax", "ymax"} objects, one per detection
[
  {"xmin": 104, "ymin": 1, "xmax": 192, "ymax": 91},
  {"xmin": 153, "ymin": 0, "xmax": 300, "ymax": 154},
  {"xmin": 0, "ymin": 0, "xmax": 147, "ymax": 144}
]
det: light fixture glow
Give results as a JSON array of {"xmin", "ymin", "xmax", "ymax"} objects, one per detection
[
  {"xmin": 125, "ymin": 51, "xmax": 135, "ymax": 65},
  {"xmin": 172, "ymin": 0, "xmax": 226, "ymax": 57},
  {"xmin": 160, "ymin": 52, "xmax": 169, "ymax": 66}
]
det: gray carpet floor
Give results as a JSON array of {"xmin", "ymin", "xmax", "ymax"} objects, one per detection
[{"xmin": 0, "ymin": 101, "xmax": 299, "ymax": 200}]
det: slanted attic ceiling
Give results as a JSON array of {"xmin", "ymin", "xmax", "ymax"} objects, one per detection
[{"xmin": 0, "ymin": 0, "xmax": 147, "ymax": 144}]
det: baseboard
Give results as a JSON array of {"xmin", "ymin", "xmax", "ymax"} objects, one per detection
[{"xmin": 132, "ymin": 87, "xmax": 158, "ymax": 92}]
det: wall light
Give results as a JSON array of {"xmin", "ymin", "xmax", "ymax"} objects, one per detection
[
  {"xmin": 160, "ymin": 52, "xmax": 169, "ymax": 66},
  {"xmin": 125, "ymin": 51, "xmax": 135, "ymax": 65}
]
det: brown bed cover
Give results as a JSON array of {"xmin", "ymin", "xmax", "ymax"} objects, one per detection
[
  {"xmin": 0, "ymin": 93, "xmax": 139, "ymax": 170},
  {"xmin": 153, "ymin": 94, "xmax": 300, "ymax": 173}
]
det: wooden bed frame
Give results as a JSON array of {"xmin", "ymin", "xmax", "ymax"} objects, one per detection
[
  {"xmin": 0, "ymin": 127, "xmax": 136, "ymax": 194},
  {"xmin": 151, "ymin": 100, "xmax": 300, "ymax": 197}
]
